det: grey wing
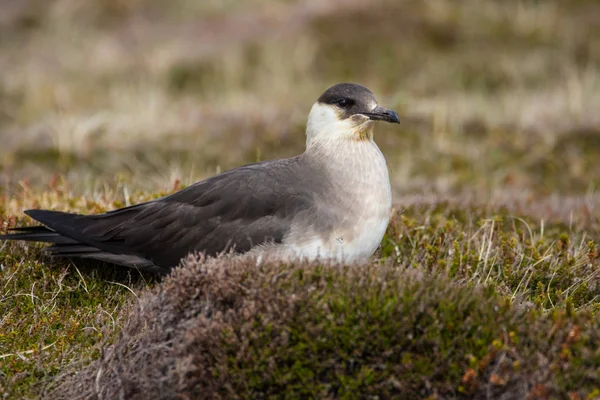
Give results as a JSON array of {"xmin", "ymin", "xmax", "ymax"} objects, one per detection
[{"xmin": 2, "ymin": 158, "xmax": 314, "ymax": 272}]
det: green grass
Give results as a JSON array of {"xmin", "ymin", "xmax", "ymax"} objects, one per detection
[
  {"xmin": 1, "ymin": 0, "xmax": 600, "ymax": 398},
  {"xmin": 0, "ymin": 186, "xmax": 159, "ymax": 397}
]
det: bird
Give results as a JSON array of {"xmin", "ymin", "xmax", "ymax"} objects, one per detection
[{"xmin": 0, "ymin": 83, "xmax": 400, "ymax": 274}]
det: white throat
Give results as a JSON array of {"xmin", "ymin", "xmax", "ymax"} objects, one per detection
[{"xmin": 305, "ymin": 102, "xmax": 375, "ymax": 149}]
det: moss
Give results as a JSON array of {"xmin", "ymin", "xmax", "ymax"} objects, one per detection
[{"xmin": 46, "ymin": 256, "xmax": 600, "ymax": 399}]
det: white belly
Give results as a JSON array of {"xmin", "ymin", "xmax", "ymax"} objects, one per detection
[
  {"xmin": 283, "ymin": 205, "xmax": 391, "ymax": 263},
  {"xmin": 341, "ymin": 213, "xmax": 391, "ymax": 261}
]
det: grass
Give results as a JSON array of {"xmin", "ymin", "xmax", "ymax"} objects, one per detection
[
  {"xmin": 1, "ymin": 0, "xmax": 600, "ymax": 398},
  {"xmin": 0, "ymin": 183, "xmax": 160, "ymax": 397}
]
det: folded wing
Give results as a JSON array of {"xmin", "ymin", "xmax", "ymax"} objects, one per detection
[{"xmin": 1, "ymin": 158, "xmax": 314, "ymax": 273}]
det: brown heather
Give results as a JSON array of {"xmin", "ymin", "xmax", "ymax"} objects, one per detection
[{"xmin": 49, "ymin": 253, "xmax": 600, "ymax": 399}]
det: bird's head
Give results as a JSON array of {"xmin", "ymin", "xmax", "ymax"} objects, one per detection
[{"xmin": 305, "ymin": 83, "xmax": 400, "ymax": 146}]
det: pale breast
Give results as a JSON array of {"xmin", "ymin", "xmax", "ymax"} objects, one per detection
[
  {"xmin": 333, "ymin": 148, "xmax": 392, "ymax": 261},
  {"xmin": 281, "ymin": 140, "xmax": 392, "ymax": 262}
]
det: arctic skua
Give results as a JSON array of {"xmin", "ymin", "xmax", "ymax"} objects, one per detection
[{"xmin": 1, "ymin": 83, "xmax": 400, "ymax": 273}]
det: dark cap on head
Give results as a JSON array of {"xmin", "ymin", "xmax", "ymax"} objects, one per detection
[{"xmin": 317, "ymin": 83, "xmax": 400, "ymax": 124}]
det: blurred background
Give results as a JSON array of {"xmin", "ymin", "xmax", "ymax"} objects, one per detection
[{"xmin": 0, "ymin": 0, "xmax": 599, "ymax": 199}]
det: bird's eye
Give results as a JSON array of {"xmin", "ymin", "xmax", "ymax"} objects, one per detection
[{"xmin": 337, "ymin": 99, "xmax": 351, "ymax": 108}]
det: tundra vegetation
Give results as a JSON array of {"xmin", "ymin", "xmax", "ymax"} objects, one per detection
[{"xmin": 1, "ymin": 0, "xmax": 600, "ymax": 398}]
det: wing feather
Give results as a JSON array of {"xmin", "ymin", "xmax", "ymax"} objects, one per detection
[{"xmin": 6, "ymin": 157, "xmax": 316, "ymax": 271}]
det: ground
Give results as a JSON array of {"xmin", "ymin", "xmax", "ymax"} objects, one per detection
[{"xmin": 1, "ymin": 0, "xmax": 600, "ymax": 398}]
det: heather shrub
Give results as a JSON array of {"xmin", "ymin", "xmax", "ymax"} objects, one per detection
[{"xmin": 50, "ymin": 255, "xmax": 600, "ymax": 399}]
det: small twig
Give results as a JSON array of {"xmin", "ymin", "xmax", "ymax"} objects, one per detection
[
  {"xmin": 0, "ymin": 342, "xmax": 56, "ymax": 360},
  {"xmin": 107, "ymin": 281, "xmax": 139, "ymax": 301}
]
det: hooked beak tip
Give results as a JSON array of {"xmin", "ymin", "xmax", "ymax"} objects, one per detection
[
  {"xmin": 387, "ymin": 110, "xmax": 401, "ymax": 124},
  {"xmin": 361, "ymin": 106, "xmax": 400, "ymax": 124}
]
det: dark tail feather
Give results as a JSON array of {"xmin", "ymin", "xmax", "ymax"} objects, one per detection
[
  {"xmin": 0, "ymin": 225, "xmax": 78, "ymax": 244},
  {"xmin": 8, "ymin": 226, "xmax": 52, "ymax": 233},
  {"xmin": 25, "ymin": 209, "xmax": 85, "ymax": 230},
  {"xmin": 1, "ymin": 210, "xmax": 89, "ymax": 245},
  {"xmin": 3, "ymin": 209, "xmax": 160, "ymax": 271},
  {"xmin": 46, "ymin": 243, "xmax": 158, "ymax": 270},
  {"xmin": 46, "ymin": 244, "xmax": 101, "ymax": 256}
]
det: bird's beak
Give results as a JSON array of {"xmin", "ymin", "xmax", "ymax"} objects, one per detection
[{"xmin": 360, "ymin": 106, "xmax": 400, "ymax": 124}]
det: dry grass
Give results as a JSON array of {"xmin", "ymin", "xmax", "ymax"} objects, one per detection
[
  {"xmin": 1, "ymin": 0, "xmax": 600, "ymax": 398},
  {"xmin": 1, "ymin": 0, "xmax": 599, "ymax": 192}
]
